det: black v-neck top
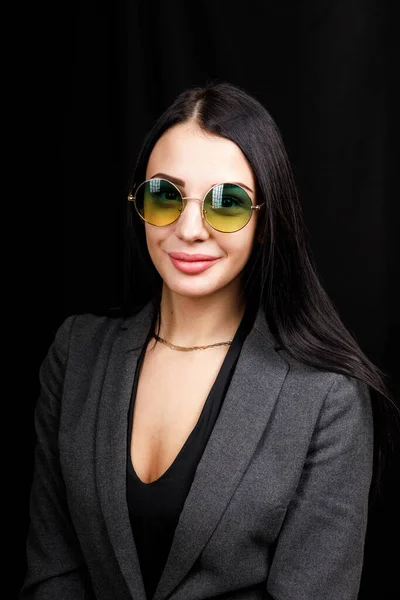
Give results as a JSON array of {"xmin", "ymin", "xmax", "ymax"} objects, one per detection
[{"xmin": 126, "ymin": 309, "xmax": 256, "ymax": 600}]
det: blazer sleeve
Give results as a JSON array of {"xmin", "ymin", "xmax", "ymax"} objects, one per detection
[
  {"xmin": 19, "ymin": 316, "xmax": 96, "ymax": 599},
  {"xmin": 266, "ymin": 373, "xmax": 374, "ymax": 600}
]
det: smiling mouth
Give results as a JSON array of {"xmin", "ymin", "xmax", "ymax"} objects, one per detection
[
  {"xmin": 168, "ymin": 252, "xmax": 219, "ymax": 262},
  {"xmin": 168, "ymin": 253, "xmax": 221, "ymax": 274}
]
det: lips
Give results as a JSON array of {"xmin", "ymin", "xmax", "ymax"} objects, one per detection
[
  {"xmin": 168, "ymin": 252, "xmax": 221, "ymax": 274},
  {"xmin": 168, "ymin": 252, "xmax": 219, "ymax": 262}
]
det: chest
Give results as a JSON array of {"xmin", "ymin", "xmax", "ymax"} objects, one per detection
[{"xmin": 130, "ymin": 344, "xmax": 230, "ymax": 484}]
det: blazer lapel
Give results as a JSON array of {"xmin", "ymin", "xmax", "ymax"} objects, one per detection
[
  {"xmin": 95, "ymin": 302, "xmax": 154, "ymax": 600},
  {"xmin": 153, "ymin": 310, "xmax": 289, "ymax": 600}
]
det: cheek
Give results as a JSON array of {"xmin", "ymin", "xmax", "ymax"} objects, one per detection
[
  {"xmin": 222, "ymin": 227, "xmax": 257, "ymax": 262},
  {"xmin": 144, "ymin": 225, "xmax": 163, "ymax": 267},
  {"xmin": 144, "ymin": 224, "xmax": 166, "ymax": 252}
]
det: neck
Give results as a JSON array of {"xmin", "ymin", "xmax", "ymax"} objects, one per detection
[{"xmin": 157, "ymin": 283, "xmax": 246, "ymax": 347}]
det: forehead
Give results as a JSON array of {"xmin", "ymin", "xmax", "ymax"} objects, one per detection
[{"xmin": 145, "ymin": 122, "xmax": 255, "ymax": 190}]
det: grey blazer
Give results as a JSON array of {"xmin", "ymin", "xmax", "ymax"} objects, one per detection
[{"xmin": 20, "ymin": 302, "xmax": 373, "ymax": 600}]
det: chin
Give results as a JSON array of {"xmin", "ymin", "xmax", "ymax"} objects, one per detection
[
  {"xmin": 162, "ymin": 277, "xmax": 225, "ymax": 300},
  {"xmin": 161, "ymin": 269, "xmax": 244, "ymax": 302}
]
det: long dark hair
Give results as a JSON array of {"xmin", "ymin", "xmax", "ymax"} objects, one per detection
[{"xmin": 123, "ymin": 80, "xmax": 399, "ymax": 499}]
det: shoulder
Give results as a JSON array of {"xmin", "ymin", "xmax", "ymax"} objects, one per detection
[
  {"xmin": 51, "ymin": 302, "xmax": 154, "ymax": 365},
  {"xmin": 279, "ymin": 346, "xmax": 367, "ymax": 391},
  {"xmin": 278, "ymin": 349, "xmax": 373, "ymax": 440},
  {"xmin": 247, "ymin": 313, "xmax": 372, "ymax": 440},
  {"xmin": 70, "ymin": 312, "xmax": 124, "ymax": 344},
  {"xmin": 41, "ymin": 313, "xmax": 124, "ymax": 381},
  {"xmin": 251, "ymin": 308, "xmax": 372, "ymax": 419},
  {"xmin": 52, "ymin": 312, "xmax": 123, "ymax": 355},
  {"xmin": 279, "ymin": 346, "xmax": 371, "ymax": 401}
]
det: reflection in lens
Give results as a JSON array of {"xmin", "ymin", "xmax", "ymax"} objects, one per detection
[
  {"xmin": 149, "ymin": 179, "xmax": 161, "ymax": 194},
  {"xmin": 210, "ymin": 184, "xmax": 224, "ymax": 208},
  {"xmin": 204, "ymin": 184, "xmax": 252, "ymax": 232},
  {"xmin": 135, "ymin": 179, "xmax": 182, "ymax": 226}
]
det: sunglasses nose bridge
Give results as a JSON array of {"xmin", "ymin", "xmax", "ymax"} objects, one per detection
[
  {"xmin": 180, "ymin": 196, "xmax": 206, "ymax": 217},
  {"xmin": 181, "ymin": 195, "xmax": 203, "ymax": 203}
]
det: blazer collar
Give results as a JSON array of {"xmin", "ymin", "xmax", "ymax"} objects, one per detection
[{"xmin": 95, "ymin": 301, "xmax": 289, "ymax": 600}]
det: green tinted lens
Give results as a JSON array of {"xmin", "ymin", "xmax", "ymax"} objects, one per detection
[
  {"xmin": 135, "ymin": 179, "xmax": 182, "ymax": 226},
  {"xmin": 204, "ymin": 184, "xmax": 252, "ymax": 232}
]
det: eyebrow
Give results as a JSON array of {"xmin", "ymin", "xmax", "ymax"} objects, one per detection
[{"xmin": 149, "ymin": 172, "xmax": 254, "ymax": 194}]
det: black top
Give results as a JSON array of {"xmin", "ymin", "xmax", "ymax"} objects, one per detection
[{"xmin": 126, "ymin": 309, "xmax": 256, "ymax": 600}]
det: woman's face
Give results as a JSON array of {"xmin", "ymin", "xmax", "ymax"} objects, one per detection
[{"xmin": 144, "ymin": 121, "xmax": 259, "ymax": 300}]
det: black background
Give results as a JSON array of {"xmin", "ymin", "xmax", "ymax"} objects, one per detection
[{"xmin": 16, "ymin": 1, "xmax": 399, "ymax": 598}]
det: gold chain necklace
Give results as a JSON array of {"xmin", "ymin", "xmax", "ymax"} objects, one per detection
[{"xmin": 153, "ymin": 333, "xmax": 232, "ymax": 352}]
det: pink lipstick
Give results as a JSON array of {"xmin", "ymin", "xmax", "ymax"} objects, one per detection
[{"xmin": 168, "ymin": 252, "xmax": 220, "ymax": 274}]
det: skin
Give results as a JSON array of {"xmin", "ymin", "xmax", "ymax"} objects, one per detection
[{"xmin": 144, "ymin": 120, "xmax": 259, "ymax": 347}]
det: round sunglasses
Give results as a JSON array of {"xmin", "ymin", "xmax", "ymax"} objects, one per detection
[{"xmin": 127, "ymin": 178, "xmax": 264, "ymax": 233}]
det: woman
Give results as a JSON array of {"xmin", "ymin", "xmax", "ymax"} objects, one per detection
[{"xmin": 20, "ymin": 81, "xmax": 397, "ymax": 600}]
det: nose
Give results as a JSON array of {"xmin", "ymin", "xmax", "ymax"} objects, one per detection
[{"xmin": 174, "ymin": 197, "xmax": 210, "ymax": 242}]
